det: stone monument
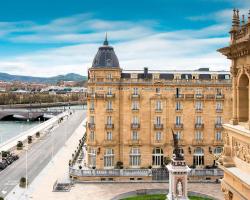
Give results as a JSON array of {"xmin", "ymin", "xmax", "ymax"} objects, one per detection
[{"xmin": 167, "ymin": 130, "xmax": 191, "ymax": 200}]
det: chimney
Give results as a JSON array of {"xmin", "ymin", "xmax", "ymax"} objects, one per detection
[{"xmin": 144, "ymin": 67, "xmax": 148, "ymax": 79}]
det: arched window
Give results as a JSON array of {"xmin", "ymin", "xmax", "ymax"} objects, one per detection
[
  {"xmin": 214, "ymin": 147, "xmax": 223, "ymax": 155},
  {"xmin": 238, "ymin": 74, "xmax": 249, "ymax": 122},
  {"xmin": 193, "ymin": 147, "xmax": 204, "ymax": 166},
  {"xmin": 130, "ymin": 148, "xmax": 141, "ymax": 167},
  {"xmin": 88, "ymin": 147, "xmax": 96, "ymax": 168},
  {"xmin": 152, "ymin": 147, "xmax": 164, "ymax": 167},
  {"xmin": 104, "ymin": 148, "xmax": 114, "ymax": 168}
]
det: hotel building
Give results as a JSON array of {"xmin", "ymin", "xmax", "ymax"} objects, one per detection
[
  {"xmin": 86, "ymin": 36, "xmax": 232, "ymax": 170},
  {"xmin": 218, "ymin": 9, "xmax": 250, "ymax": 200}
]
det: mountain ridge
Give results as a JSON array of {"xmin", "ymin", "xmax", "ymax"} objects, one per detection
[{"xmin": 0, "ymin": 72, "xmax": 87, "ymax": 84}]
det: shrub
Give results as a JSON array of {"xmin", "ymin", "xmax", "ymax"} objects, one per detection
[
  {"xmin": 116, "ymin": 161, "xmax": 123, "ymax": 169},
  {"xmin": 36, "ymin": 132, "xmax": 40, "ymax": 138},
  {"xmin": 148, "ymin": 165, "xmax": 152, "ymax": 169},
  {"xmin": 27, "ymin": 136, "xmax": 32, "ymax": 144},
  {"xmin": 163, "ymin": 156, "xmax": 172, "ymax": 165},
  {"xmin": 17, "ymin": 141, "xmax": 23, "ymax": 150},
  {"xmin": 79, "ymin": 165, "xmax": 82, "ymax": 169},
  {"xmin": 19, "ymin": 177, "xmax": 27, "ymax": 188},
  {"xmin": 0, "ymin": 196, "xmax": 4, "ymax": 200},
  {"xmin": 1, "ymin": 151, "xmax": 10, "ymax": 158}
]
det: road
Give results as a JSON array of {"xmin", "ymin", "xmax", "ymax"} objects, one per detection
[{"xmin": 0, "ymin": 109, "xmax": 86, "ymax": 198}]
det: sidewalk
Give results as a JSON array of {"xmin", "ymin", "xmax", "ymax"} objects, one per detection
[{"xmin": 5, "ymin": 118, "xmax": 86, "ymax": 200}]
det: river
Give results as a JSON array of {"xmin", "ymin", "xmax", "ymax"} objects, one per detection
[{"xmin": 0, "ymin": 105, "xmax": 86, "ymax": 144}]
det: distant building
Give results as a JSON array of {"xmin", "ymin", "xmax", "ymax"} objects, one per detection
[
  {"xmin": 218, "ymin": 9, "xmax": 250, "ymax": 200},
  {"xmin": 86, "ymin": 36, "xmax": 232, "ymax": 170}
]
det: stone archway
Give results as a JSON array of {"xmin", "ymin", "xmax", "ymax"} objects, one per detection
[{"xmin": 238, "ymin": 73, "xmax": 249, "ymax": 122}]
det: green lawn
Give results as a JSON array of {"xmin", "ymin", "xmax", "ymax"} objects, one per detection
[{"xmin": 121, "ymin": 194, "xmax": 212, "ymax": 200}]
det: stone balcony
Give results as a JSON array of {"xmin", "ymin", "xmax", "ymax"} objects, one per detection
[
  {"xmin": 216, "ymin": 109, "xmax": 223, "ymax": 113},
  {"xmin": 174, "ymin": 123, "xmax": 184, "ymax": 129},
  {"xmin": 128, "ymin": 139, "xmax": 142, "ymax": 146},
  {"xmin": 195, "ymin": 109, "xmax": 203, "ymax": 113},
  {"xmin": 132, "ymin": 108, "xmax": 139, "ymax": 112},
  {"xmin": 89, "ymin": 108, "xmax": 95, "ymax": 113},
  {"xmin": 171, "ymin": 139, "xmax": 185, "ymax": 146},
  {"xmin": 195, "ymin": 123, "xmax": 204, "ymax": 129},
  {"xmin": 154, "ymin": 124, "xmax": 163, "ymax": 130},
  {"xmin": 131, "ymin": 123, "xmax": 140, "ymax": 130},
  {"xmin": 105, "ymin": 93, "xmax": 115, "ymax": 98},
  {"xmin": 88, "ymin": 123, "xmax": 95, "ymax": 130},
  {"xmin": 174, "ymin": 94, "xmax": 185, "ymax": 100},
  {"xmin": 105, "ymin": 124, "xmax": 114, "ymax": 129},
  {"xmin": 175, "ymin": 109, "xmax": 183, "ymax": 113},
  {"xmin": 103, "ymin": 140, "xmax": 116, "ymax": 147},
  {"xmin": 155, "ymin": 109, "xmax": 163, "ymax": 113},
  {"xmin": 106, "ymin": 108, "xmax": 113, "ymax": 113},
  {"xmin": 195, "ymin": 94, "xmax": 204, "ymax": 99},
  {"xmin": 215, "ymin": 94, "xmax": 224, "ymax": 99},
  {"xmin": 131, "ymin": 94, "xmax": 140, "ymax": 99},
  {"xmin": 192, "ymin": 139, "xmax": 205, "ymax": 146},
  {"xmin": 213, "ymin": 139, "xmax": 224, "ymax": 146},
  {"xmin": 215, "ymin": 124, "xmax": 223, "ymax": 129}
]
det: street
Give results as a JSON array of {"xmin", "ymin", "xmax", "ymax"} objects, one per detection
[{"xmin": 0, "ymin": 109, "xmax": 86, "ymax": 198}]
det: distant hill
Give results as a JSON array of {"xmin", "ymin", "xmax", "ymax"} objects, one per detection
[{"xmin": 0, "ymin": 72, "xmax": 87, "ymax": 84}]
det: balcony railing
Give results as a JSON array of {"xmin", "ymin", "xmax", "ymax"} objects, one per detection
[
  {"xmin": 213, "ymin": 139, "xmax": 224, "ymax": 146},
  {"xmin": 185, "ymin": 94, "xmax": 194, "ymax": 99},
  {"xmin": 195, "ymin": 109, "xmax": 203, "ymax": 113},
  {"xmin": 106, "ymin": 93, "xmax": 115, "ymax": 98},
  {"xmin": 195, "ymin": 123, "xmax": 204, "ymax": 129},
  {"xmin": 128, "ymin": 139, "xmax": 142, "ymax": 146},
  {"xmin": 88, "ymin": 123, "xmax": 95, "ymax": 130},
  {"xmin": 155, "ymin": 109, "xmax": 162, "ymax": 113},
  {"xmin": 106, "ymin": 108, "xmax": 113, "ymax": 112},
  {"xmin": 131, "ymin": 94, "xmax": 140, "ymax": 99},
  {"xmin": 131, "ymin": 123, "xmax": 140, "ymax": 129},
  {"xmin": 132, "ymin": 108, "xmax": 139, "ymax": 112},
  {"xmin": 195, "ymin": 94, "xmax": 204, "ymax": 99},
  {"xmin": 69, "ymin": 167, "xmax": 152, "ymax": 177},
  {"xmin": 174, "ymin": 123, "xmax": 184, "ymax": 129},
  {"xmin": 103, "ymin": 140, "xmax": 116, "ymax": 146},
  {"xmin": 87, "ymin": 93, "xmax": 105, "ymax": 99},
  {"xmin": 192, "ymin": 139, "xmax": 205, "ymax": 146},
  {"xmin": 105, "ymin": 124, "xmax": 114, "ymax": 129},
  {"xmin": 215, "ymin": 94, "xmax": 224, "ymax": 99},
  {"xmin": 215, "ymin": 124, "xmax": 223, "ymax": 129},
  {"xmin": 175, "ymin": 108, "xmax": 183, "ymax": 112},
  {"xmin": 89, "ymin": 108, "xmax": 95, "ymax": 112},
  {"xmin": 216, "ymin": 109, "xmax": 223, "ymax": 113},
  {"xmin": 154, "ymin": 124, "xmax": 164, "ymax": 130},
  {"xmin": 174, "ymin": 94, "xmax": 185, "ymax": 99}
]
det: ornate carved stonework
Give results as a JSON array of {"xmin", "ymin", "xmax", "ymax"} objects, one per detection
[{"xmin": 232, "ymin": 137, "xmax": 250, "ymax": 164}]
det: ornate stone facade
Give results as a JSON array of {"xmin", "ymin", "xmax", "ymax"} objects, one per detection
[
  {"xmin": 218, "ymin": 9, "xmax": 250, "ymax": 200},
  {"xmin": 87, "ymin": 37, "xmax": 232, "ymax": 171}
]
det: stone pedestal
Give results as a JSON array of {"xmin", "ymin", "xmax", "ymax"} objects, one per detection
[{"xmin": 166, "ymin": 159, "xmax": 191, "ymax": 200}]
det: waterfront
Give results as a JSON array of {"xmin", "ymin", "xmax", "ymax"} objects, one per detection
[{"xmin": 0, "ymin": 105, "xmax": 85, "ymax": 144}]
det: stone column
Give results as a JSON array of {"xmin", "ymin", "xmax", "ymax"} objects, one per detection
[{"xmin": 231, "ymin": 65, "xmax": 238, "ymax": 125}]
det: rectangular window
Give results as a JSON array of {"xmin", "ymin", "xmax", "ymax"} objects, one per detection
[
  {"xmin": 176, "ymin": 101, "xmax": 182, "ymax": 110},
  {"xmin": 216, "ymin": 102, "xmax": 223, "ymax": 110},
  {"xmin": 156, "ymin": 100, "xmax": 162, "ymax": 110},
  {"xmin": 155, "ymin": 116, "xmax": 161, "ymax": 125},
  {"xmin": 133, "ymin": 88, "xmax": 139, "ymax": 95},
  {"xmin": 195, "ymin": 101, "xmax": 202, "ymax": 110},
  {"xmin": 90, "ymin": 131, "xmax": 95, "ymax": 142},
  {"xmin": 195, "ymin": 131, "xmax": 203, "ymax": 140},
  {"xmin": 88, "ymin": 148, "xmax": 96, "ymax": 167},
  {"xmin": 107, "ymin": 101, "xmax": 112, "ymax": 109},
  {"xmin": 90, "ymin": 101, "xmax": 94, "ymax": 110},
  {"xmin": 104, "ymin": 148, "xmax": 114, "ymax": 168},
  {"xmin": 107, "ymin": 116, "xmax": 112, "ymax": 125},
  {"xmin": 132, "ymin": 116, "xmax": 139, "ymax": 124},
  {"xmin": 108, "ymin": 87, "xmax": 112, "ymax": 95},
  {"xmin": 175, "ymin": 131, "xmax": 181, "ymax": 140},
  {"xmin": 196, "ymin": 116, "xmax": 202, "ymax": 124},
  {"xmin": 130, "ymin": 148, "xmax": 141, "ymax": 167},
  {"xmin": 215, "ymin": 131, "xmax": 222, "ymax": 141},
  {"xmin": 155, "ymin": 132, "xmax": 162, "ymax": 141},
  {"xmin": 156, "ymin": 88, "xmax": 160, "ymax": 93},
  {"xmin": 176, "ymin": 116, "xmax": 181, "ymax": 124},
  {"xmin": 90, "ymin": 116, "xmax": 95, "ymax": 124},
  {"xmin": 216, "ymin": 116, "xmax": 222, "ymax": 124},
  {"xmin": 132, "ymin": 101, "xmax": 139, "ymax": 110},
  {"xmin": 196, "ymin": 88, "xmax": 202, "ymax": 95},
  {"xmin": 107, "ymin": 132, "xmax": 112, "ymax": 140},
  {"xmin": 132, "ymin": 131, "xmax": 139, "ymax": 140}
]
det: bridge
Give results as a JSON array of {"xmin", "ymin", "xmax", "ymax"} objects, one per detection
[{"xmin": 0, "ymin": 108, "xmax": 62, "ymax": 120}]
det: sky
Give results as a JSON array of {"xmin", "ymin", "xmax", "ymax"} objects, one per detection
[{"xmin": 0, "ymin": 0, "xmax": 249, "ymax": 77}]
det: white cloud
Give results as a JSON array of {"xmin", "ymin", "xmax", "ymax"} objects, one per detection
[{"xmin": 0, "ymin": 13, "xmax": 233, "ymax": 77}]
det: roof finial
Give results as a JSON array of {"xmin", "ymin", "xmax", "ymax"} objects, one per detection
[{"xmin": 103, "ymin": 32, "xmax": 109, "ymax": 46}]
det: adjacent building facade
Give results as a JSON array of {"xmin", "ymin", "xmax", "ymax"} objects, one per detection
[
  {"xmin": 218, "ymin": 9, "xmax": 250, "ymax": 200},
  {"xmin": 86, "ymin": 36, "xmax": 232, "ymax": 170}
]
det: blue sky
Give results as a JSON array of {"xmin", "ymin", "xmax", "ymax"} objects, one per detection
[{"xmin": 0, "ymin": 0, "xmax": 249, "ymax": 76}]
